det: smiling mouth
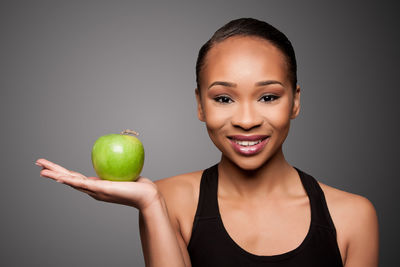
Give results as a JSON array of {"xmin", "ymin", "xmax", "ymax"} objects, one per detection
[
  {"xmin": 232, "ymin": 139, "xmax": 264, "ymax": 146},
  {"xmin": 227, "ymin": 135, "xmax": 270, "ymax": 155},
  {"xmin": 228, "ymin": 135, "xmax": 269, "ymax": 143}
]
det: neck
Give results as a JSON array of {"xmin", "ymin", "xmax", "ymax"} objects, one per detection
[{"xmin": 218, "ymin": 146, "xmax": 299, "ymax": 200}]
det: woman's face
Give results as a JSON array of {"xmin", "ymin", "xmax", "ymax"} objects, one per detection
[{"xmin": 196, "ymin": 36, "xmax": 300, "ymax": 170}]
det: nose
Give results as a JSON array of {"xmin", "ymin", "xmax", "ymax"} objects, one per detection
[{"xmin": 231, "ymin": 101, "xmax": 263, "ymax": 131}]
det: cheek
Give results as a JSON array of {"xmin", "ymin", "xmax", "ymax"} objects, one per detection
[
  {"xmin": 203, "ymin": 102, "xmax": 231, "ymax": 132},
  {"xmin": 269, "ymin": 110, "xmax": 292, "ymax": 150},
  {"xmin": 268, "ymin": 108, "xmax": 289, "ymax": 126},
  {"xmin": 264, "ymin": 100, "xmax": 292, "ymax": 131}
]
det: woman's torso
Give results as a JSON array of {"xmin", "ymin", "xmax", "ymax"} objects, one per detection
[
  {"xmin": 182, "ymin": 164, "xmax": 344, "ymax": 266},
  {"xmin": 156, "ymin": 164, "xmax": 350, "ymax": 266}
]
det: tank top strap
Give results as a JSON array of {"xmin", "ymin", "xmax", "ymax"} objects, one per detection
[
  {"xmin": 294, "ymin": 166, "xmax": 337, "ymax": 234},
  {"xmin": 194, "ymin": 164, "xmax": 219, "ymax": 219},
  {"xmin": 194, "ymin": 164, "xmax": 337, "ymax": 233}
]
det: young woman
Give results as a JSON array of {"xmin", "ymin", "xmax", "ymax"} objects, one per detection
[{"xmin": 36, "ymin": 18, "xmax": 379, "ymax": 267}]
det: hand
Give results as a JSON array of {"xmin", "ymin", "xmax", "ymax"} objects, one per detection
[{"xmin": 35, "ymin": 158, "xmax": 160, "ymax": 211}]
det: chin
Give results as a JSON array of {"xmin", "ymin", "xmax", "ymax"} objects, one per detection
[
  {"xmin": 241, "ymin": 159, "xmax": 269, "ymax": 171},
  {"xmin": 221, "ymin": 143, "xmax": 282, "ymax": 172},
  {"xmin": 226, "ymin": 154, "xmax": 268, "ymax": 172}
]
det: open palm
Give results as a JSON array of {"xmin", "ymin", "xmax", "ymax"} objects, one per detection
[{"xmin": 36, "ymin": 158, "xmax": 159, "ymax": 210}]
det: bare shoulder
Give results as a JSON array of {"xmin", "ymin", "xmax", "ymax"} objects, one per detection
[
  {"xmin": 154, "ymin": 170, "xmax": 203, "ymax": 244},
  {"xmin": 318, "ymin": 181, "xmax": 378, "ymax": 224},
  {"xmin": 155, "ymin": 170, "xmax": 202, "ymax": 206},
  {"xmin": 318, "ymin": 181, "xmax": 379, "ymax": 265}
]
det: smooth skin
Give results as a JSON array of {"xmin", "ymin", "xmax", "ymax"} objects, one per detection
[{"xmin": 36, "ymin": 36, "xmax": 379, "ymax": 267}]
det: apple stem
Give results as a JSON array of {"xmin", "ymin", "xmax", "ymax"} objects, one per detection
[{"xmin": 121, "ymin": 129, "xmax": 139, "ymax": 136}]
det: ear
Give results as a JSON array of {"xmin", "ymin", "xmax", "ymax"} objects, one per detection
[
  {"xmin": 195, "ymin": 88, "xmax": 205, "ymax": 122},
  {"xmin": 290, "ymin": 85, "xmax": 301, "ymax": 119}
]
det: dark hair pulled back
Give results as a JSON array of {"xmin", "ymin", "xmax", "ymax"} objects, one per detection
[{"xmin": 196, "ymin": 18, "xmax": 297, "ymax": 93}]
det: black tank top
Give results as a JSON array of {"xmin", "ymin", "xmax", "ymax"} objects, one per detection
[{"xmin": 187, "ymin": 164, "xmax": 344, "ymax": 267}]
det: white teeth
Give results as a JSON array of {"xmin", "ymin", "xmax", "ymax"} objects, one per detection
[{"xmin": 234, "ymin": 140, "xmax": 262, "ymax": 146}]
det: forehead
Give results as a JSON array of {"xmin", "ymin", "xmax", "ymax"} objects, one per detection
[{"xmin": 201, "ymin": 36, "xmax": 289, "ymax": 86}]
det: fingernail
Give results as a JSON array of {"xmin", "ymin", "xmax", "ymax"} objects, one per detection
[{"xmin": 35, "ymin": 162, "xmax": 42, "ymax": 167}]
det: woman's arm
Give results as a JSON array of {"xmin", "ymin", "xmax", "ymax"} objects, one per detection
[
  {"xmin": 344, "ymin": 196, "xmax": 379, "ymax": 267},
  {"xmin": 36, "ymin": 158, "xmax": 189, "ymax": 267},
  {"xmin": 139, "ymin": 194, "xmax": 191, "ymax": 267}
]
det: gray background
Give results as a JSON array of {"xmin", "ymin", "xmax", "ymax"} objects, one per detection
[{"xmin": 1, "ymin": 0, "xmax": 398, "ymax": 266}]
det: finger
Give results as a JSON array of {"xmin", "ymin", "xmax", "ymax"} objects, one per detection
[
  {"xmin": 69, "ymin": 170, "xmax": 88, "ymax": 179},
  {"xmin": 87, "ymin": 176, "xmax": 101, "ymax": 180},
  {"xmin": 136, "ymin": 176, "xmax": 153, "ymax": 184},
  {"xmin": 36, "ymin": 158, "xmax": 71, "ymax": 175},
  {"xmin": 71, "ymin": 185, "xmax": 96, "ymax": 195},
  {"xmin": 58, "ymin": 176, "xmax": 111, "ymax": 195},
  {"xmin": 58, "ymin": 175, "xmax": 92, "ymax": 189},
  {"xmin": 40, "ymin": 169, "xmax": 73, "ymax": 181}
]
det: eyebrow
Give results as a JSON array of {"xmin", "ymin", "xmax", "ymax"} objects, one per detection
[
  {"xmin": 207, "ymin": 81, "xmax": 236, "ymax": 90},
  {"xmin": 255, "ymin": 80, "xmax": 284, "ymax": 87},
  {"xmin": 207, "ymin": 80, "xmax": 283, "ymax": 90}
]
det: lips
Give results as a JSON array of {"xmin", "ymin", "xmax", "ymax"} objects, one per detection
[{"xmin": 228, "ymin": 135, "xmax": 270, "ymax": 156}]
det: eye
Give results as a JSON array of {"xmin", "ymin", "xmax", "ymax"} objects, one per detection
[
  {"xmin": 259, "ymin": 94, "xmax": 279, "ymax": 102},
  {"xmin": 214, "ymin": 95, "xmax": 233, "ymax": 104}
]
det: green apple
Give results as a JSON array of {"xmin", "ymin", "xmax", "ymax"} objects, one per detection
[{"xmin": 91, "ymin": 129, "xmax": 144, "ymax": 181}]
